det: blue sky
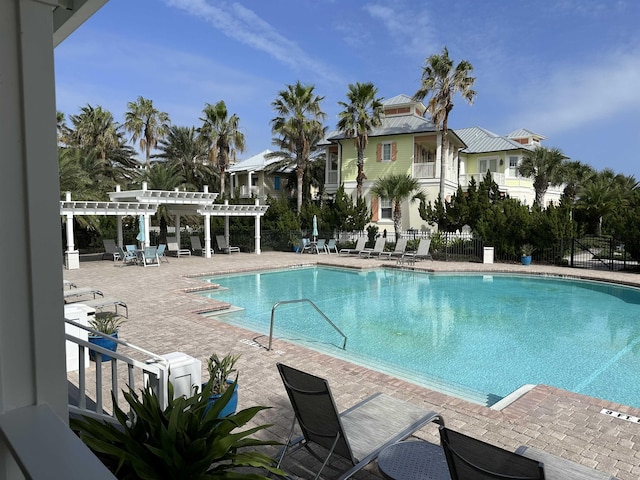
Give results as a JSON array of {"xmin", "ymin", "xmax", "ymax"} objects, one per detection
[{"xmin": 55, "ymin": 0, "xmax": 640, "ymax": 179}]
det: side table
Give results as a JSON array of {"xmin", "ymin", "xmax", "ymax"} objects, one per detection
[{"xmin": 377, "ymin": 440, "xmax": 451, "ymax": 480}]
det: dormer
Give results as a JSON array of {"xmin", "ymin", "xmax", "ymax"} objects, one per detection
[
  {"xmin": 507, "ymin": 128, "xmax": 546, "ymax": 146},
  {"xmin": 382, "ymin": 94, "xmax": 427, "ymax": 118}
]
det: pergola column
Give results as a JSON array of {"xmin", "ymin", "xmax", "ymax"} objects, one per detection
[
  {"xmin": 254, "ymin": 199, "xmax": 262, "ymax": 255},
  {"xmin": 224, "ymin": 200, "xmax": 230, "ymax": 245},
  {"xmin": 117, "ymin": 216, "xmax": 123, "ymax": 247},
  {"xmin": 174, "ymin": 214, "xmax": 181, "ymax": 246},
  {"xmin": 144, "ymin": 214, "xmax": 151, "ymax": 248}
]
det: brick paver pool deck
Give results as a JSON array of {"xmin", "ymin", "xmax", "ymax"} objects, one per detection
[{"xmin": 64, "ymin": 252, "xmax": 640, "ymax": 479}]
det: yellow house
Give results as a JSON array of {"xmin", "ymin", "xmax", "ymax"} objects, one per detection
[
  {"xmin": 457, "ymin": 127, "xmax": 564, "ymax": 207},
  {"xmin": 324, "ymin": 94, "xmax": 466, "ymax": 233}
]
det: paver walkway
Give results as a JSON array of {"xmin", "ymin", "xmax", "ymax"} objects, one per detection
[{"xmin": 64, "ymin": 252, "xmax": 640, "ymax": 479}]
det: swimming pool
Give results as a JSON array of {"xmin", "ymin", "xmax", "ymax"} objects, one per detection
[{"xmin": 198, "ymin": 267, "xmax": 640, "ymax": 408}]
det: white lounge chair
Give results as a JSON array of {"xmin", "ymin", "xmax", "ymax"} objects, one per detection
[
  {"xmin": 400, "ymin": 238, "xmax": 433, "ymax": 264},
  {"xmin": 360, "ymin": 237, "xmax": 386, "ymax": 258},
  {"xmin": 101, "ymin": 239, "xmax": 120, "ymax": 261},
  {"xmin": 381, "ymin": 238, "xmax": 408, "ymax": 260},
  {"xmin": 63, "ymin": 287, "xmax": 103, "ymax": 302},
  {"xmin": 216, "ymin": 235, "xmax": 240, "ymax": 254},
  {"xmin": 339, "ymin": 237, "xmax": 366, "ymax": 256},
  {"xmin": 190, "ymin": 236, "xmax": 213, "ymax": 256},
  {"xmin": 166, "ymin": 237, "xmax": 191, "ymax": 258}
]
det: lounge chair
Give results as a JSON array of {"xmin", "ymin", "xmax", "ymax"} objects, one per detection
[
  {"xmin": 156, "ymin": 244, "xmax": 169, "ymax": 263},
  {"xmin": 216, "ymin": 235, "xmax": 240, "ymax": 254},
  {"xmin": 359, "ymin": 237, "xmax": 386, "ymax": 258},
  {"xmin": 440, "ymin": 426, "xmax": 544, "ymax": 479},
  {"xmin": 63, "ymin": 287, "xmax": 103, "ymax": 302},
  {"xmin": 190, "ymin": 236, "xmax": 212, "ymax": 256},
  {"xmin": 314, "ymin": 238, "xmax": 326, "ymax": 254},
  {"xmin": 116, "ymin": 246, "xmax": 138, "ymax": 266},
  {"xmin": 101, "ymin": 239, "xmax": 120, "ymax": 261},
  {"xmin": 79, "ymin": 298, "xmax": 128, "ymax": 318},
  {"xmin": 298, "ymin": 238, "xmax": 312, "ymax": 254},
  {"xmin": 325, "ymin": 238, "xmax": 338, "ymax": 254},
  {"xmin": 275, "ymin": 363, "xmax": 444, "ymax": 480},
  {"xmin": 63, "ymin": 279, "xmax": 77, "ymax": 289},
  {"xmin": 166, "ymin": 238, "xmax": 191, "ymax": 258},
  {"xmin": 140, "ymin": 246, "xmax": 160, "ymax": 267},
  {"xmin": 339, "ymin": 237, "xmax": 366, "ymax": 256},
  {"xmin": 515, "ymin": 446, "xmax": 619, "ymax": 480},
  {"xmin": 381, "ymin": 238, "xmax": 408, "ymax": 260},
  {"xmin": 400, "ymin": 238, "xmax": 433, "ymax": 264}
]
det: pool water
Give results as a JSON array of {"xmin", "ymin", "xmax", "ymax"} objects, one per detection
[{"xmin": 199, "ymin": 267, "xmax": 640, "ymax": 408}]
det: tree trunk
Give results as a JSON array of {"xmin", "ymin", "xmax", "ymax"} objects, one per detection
[
  {"xmin": 356, "ymin": 147, "xmax": 366, "ymax": 198},
  {"xmin": 393, "ymin": 200, "xmax": 402, "ymax": 242},
  {"xmin": 296, "ymin": 166, "xmax": 304, "ymax": 213}
]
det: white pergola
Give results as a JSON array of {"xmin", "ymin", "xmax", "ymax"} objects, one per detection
[{"xmin": 61, "ymin": 183, "xmax": 270, "ymax": 268}]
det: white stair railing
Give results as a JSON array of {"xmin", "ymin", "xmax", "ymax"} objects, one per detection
[{"xmin": 65, "ymin": 318, "xmax": 170, "ymax": 423}]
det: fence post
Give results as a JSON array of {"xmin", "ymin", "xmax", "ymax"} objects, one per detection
[{"xmin": 570, "ymin": 238, "xmax": 575, "ymax": 267}]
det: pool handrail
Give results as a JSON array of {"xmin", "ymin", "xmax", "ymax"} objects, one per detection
[{"xmin": 269, "ymin": 299, "xmax": 347, "ymax": 351}]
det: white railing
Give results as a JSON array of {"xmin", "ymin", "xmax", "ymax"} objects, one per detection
[
  {"xmin": 65, "ymin": 318, "xmax": 170, "ymax": 423},
  {"xmin": 413, "ymin": 163, "xmax": 436, "ymax": 178},
  {"xmin": 460, "ymin": 172, "xmax": 506, "ymax": 187}
]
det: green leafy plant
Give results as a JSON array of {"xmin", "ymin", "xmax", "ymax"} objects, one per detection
[
  {"xmin": 71, "ymin": 380, "xmax": 285, "ymax": 479},
  {"xmin": 208, "ymin": 352, "xmax": 240, "ymax": 395},
  {"xmin": 89, "ymin": 311, "xmax": 126, "ymax": 335},
  {"xmin": 520, "ymin": 243, "xmax": 536, "ymax": 256}
]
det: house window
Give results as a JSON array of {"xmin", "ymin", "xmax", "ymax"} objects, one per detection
[
  {"xmin": 380, "ymin": 199, "xmax": 392, "ymax": 219},
  {"xmin": 382, "ymin": 143, "xmax": 392, "ymax": 162},
  {"xmin": 478, "ymin": 158, "xmax": 497, "ymax": 174},
  {"xmin": 274, "ymin": 176, "xmax": 281, "ymax": 191},
  {"xmin": 508, "ymin": 156, "xmax": 519, "ymax": 177}
]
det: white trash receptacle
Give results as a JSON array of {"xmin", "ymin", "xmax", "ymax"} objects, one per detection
[
  {"xmin": 147, "ymin": 352, "xmax": 202, "ymax": 400},
  {"xmin": 483, "ymin": 247, "xmax": 494, "ymax": 264}
]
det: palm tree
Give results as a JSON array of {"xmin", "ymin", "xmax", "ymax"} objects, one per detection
[
  {"xmin": 200, "ymin": 101, "xmax": 245, "ymax": 196},
  {"xmin": 576, "ymin": 175, "xmax": 624, "ymax": 236},
  {"xmin": 68, "ymin": 104, "xmax": 122, "ymax": 162},
  {"xmin": 144, "ymin": 162, "xmax": 186, "ymax": 244},
  {"xmin": 413, "ymin": 46, "xmax": 476, "ymax": 200},
  {"xmin": 371, "ymin": 174, "xmax": 425, "ymax": 241},
  {"xmin": 562, "ymin": 160, "xmax": 595, "ymax": 202},
  {"xmin": 336, "ymin": 82, "xmax": 384, "ymax": 199},
  {"xmin": 124, "ymin": 96, "xmax": 170, "ymax": 170},
  {"xmin": 270, "ymin": 81, "xmax": 327, "ymax": 213},
  {"xmin": 155, "ymin": 125, "xmax": 211, "ymax": 191},
  {"xmin": 518, "ymin": 146, "xmax": 567, "ymax": 208}
]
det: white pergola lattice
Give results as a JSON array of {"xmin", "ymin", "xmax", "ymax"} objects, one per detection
[{"xmin": 60, "ymin": 184, "xmax": 269, "ymax": 269}]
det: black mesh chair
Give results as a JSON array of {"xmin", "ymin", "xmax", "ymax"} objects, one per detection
[
  {"xmin": 276, "ymin": 363, "xmax": 445, "ymax": 480},
  {"xmin": 439, "ymin": 427, "xmax": 545, "ymax": 479}
]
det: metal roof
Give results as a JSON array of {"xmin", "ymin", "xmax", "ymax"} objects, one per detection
[
  {"xmin": 507, "ymin": 128, "xmax": 546, "ymax": 140},
  {"xmin": 228, "ymin": 149, "xmax": 274, "ymax": 173},
  {"xmin": 456, "ymin": 127, "xmax": 534, "ymax": 154},
  {"xmin": 327, "ymin": 113, "xmax": 436, "ymax": 141}
]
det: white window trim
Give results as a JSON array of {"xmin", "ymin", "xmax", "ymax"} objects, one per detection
[{"xmin": 381, "ymin": 142, "xmax": 393, "ymax": 162}]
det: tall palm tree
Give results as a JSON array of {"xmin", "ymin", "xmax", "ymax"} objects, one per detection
[
  {"xmin": 413, "ymin": 46, "xmax": 476, "ymax": 199},
  {"xmin": 562, "ymin": 160, "xmax": 595, "ymax": 202},
  {"xmin": 371, "ymin": 174, "xmax": 425, "ymax": 241},
  {"xmin": 124, "ymin": 96, "xmax": 170, "ymax": 170},
  {"xmin": 68, "ymin": 104, "xmax": 122, "ymax": 162},
  {"xmin": 518, "ymin": 146, "xmax": 567, "ymax": 208},
  {"xmin": 144, "ymin": 162, "xmax": 186, "ymax": 244},
  {"xmin": 270, "ymin": 81, "xmax": 327, "ymax": 213},
  {"xmin": 155, "ymin": 125, "xmax": 211, "ymax": 191},
  {"xmin": 576, "ymin": 175, "xmax": 624, "ymax": 236},
  {"xmin": 200, "ymin": 101, "xmax": 245, "ymax": 196},
  {"xmin": 336, "ymin": 82, "xmax": 384, "ymax": 199}
]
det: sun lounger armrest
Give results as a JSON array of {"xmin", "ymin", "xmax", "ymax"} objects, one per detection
[{"xmin": 515, "ymin": 446, "xmax": 619, "ymax": 480}]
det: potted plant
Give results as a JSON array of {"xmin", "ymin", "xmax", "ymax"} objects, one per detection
[
  {"xmin": 88, "ymin": 311, "xmax": 125, "ymax": 362},
  {"xmin": 71, "ymin": 381, "xmax": 285, "ymax": 479},
  {"xmin": 520, "ymin": 243, "xmax": 535, "ymax": 265},
  {"xmin": 205, "ymin": 352, "xmax": 240, "ymax": 417}
]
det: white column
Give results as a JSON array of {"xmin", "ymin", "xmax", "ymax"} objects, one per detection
[
  {"xmin": 116, "ymin": 216, "xmax": 123, "ymax": 247},
  {"xmin": 1, "ymin": 0, "xmax": 68, "ymax": 472},
  {"xmin": 174, "ymin": 214, "xmax": 181, "ymax": 247},
  {"xmin": 254, "ymin": 199, "xmax": 261, "ymax": 255},
  {"xmin": 224, "ymin": 200, "xmax": 230, "ymax": 245},
  {"xmin": 144, "ymin": 214, "xmax": 151, "ymax": 248},
  {"xmin": 204, "ymin": 213, "xmax": 212, "ymax": 258}
]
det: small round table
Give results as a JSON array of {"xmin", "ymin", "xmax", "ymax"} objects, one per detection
[{"xmin": 377, "ymin": 441, "xmax": 451, "ymax": 480}]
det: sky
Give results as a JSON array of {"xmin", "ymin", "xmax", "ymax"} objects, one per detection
[{"xmin": 55, "ymin": 0, "xmax": 640, "ymax": 179}]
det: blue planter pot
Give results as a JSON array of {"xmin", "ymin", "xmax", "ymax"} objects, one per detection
[
  {"xmin": 204, "ymin": 381, "xmax": 238, "ymax": 418},
  {"xmin": 89, "ymin": 332, "xmax": 118, "ymax": 362},
  {"xmin": 521, "ymin": 255, "xmax": 532, "ymax": 266}
]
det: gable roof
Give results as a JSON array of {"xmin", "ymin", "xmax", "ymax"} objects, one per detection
[
  {"xmin": 507, "ymin": 128, "xmax": 546, "ymax": 141},
  {"xmin": 228, "ymin": 149, "xmax": 295, "ymax": 174},
  {"xmin": 456, "ymin": 127, "xmax": 535, "ymax": 154}
]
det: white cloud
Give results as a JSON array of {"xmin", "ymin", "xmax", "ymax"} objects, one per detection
[
  {"xmin": 510, "ymin": 50, "xmax": 640, "ymax": 134},
  {"xmin": 163, "ymin": 0, "xmax": 343, "ymax": 85}
]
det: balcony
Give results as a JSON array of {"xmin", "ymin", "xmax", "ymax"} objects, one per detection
[
  {"xmin": 460, "ymin": 171, "xmax": 506, "ymax": 187},
  {"xmin": 239, "ymin": 186, "xmax": 260, "ymax": 198},
  {"xmin": 413, "ymin": 163, "xmax": 436, "ymax": 179}
]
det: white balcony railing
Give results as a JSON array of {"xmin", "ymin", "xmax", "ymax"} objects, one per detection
[
  {"xmin": 239, "ymin": 186, "xmax": 260, "ymax": 198},
  {"xmin": 413, "ymin": 163, "xmax": 436, "ymax": 179},
  {"xmin": 460, "ymin": 172, "xmax": 506, "ymax": 187}
]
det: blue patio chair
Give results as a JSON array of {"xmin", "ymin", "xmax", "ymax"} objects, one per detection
[
  {"xmin": 140, "ymin": 246, "xmax": 160, "ymax": 267},
  {"xmin": 117, "ymin": 246, "xmax": 137, "ymax": 266}
]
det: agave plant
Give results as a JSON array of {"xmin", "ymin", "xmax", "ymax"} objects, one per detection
[{"xmin": 71, "ymin": 380, "xmax": 285, "ymax": 479}]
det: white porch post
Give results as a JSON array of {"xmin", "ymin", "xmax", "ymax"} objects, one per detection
[
  {"xmin": 254, "ymin": 199, "xmax": 261, "ymax": 255},
  {"xmin": 174, "ymin": 214, "xmax": 181, "ymax": 246},
  {"xmin": 144, "ymin": 214, "xmax": 151, "ymax": 248},
  {"xmin": 1, "ymin": 0, "xmax": 68, "ymax": 474},
  {"xmin": 204, "ymin": 213, "xmax": 212, "ymax": 258},
  {"xmin": 224, "ymin": 200, "xmax": 230, "ymax": 245},
  {"xmin": 117, "ymin": 216, "xmax": 123, "ymax": 247}
]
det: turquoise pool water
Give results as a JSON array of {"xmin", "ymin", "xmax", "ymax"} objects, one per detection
[{"xmin": 199, "ymin": 267, "xmax": 640, "ymax": 408}]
